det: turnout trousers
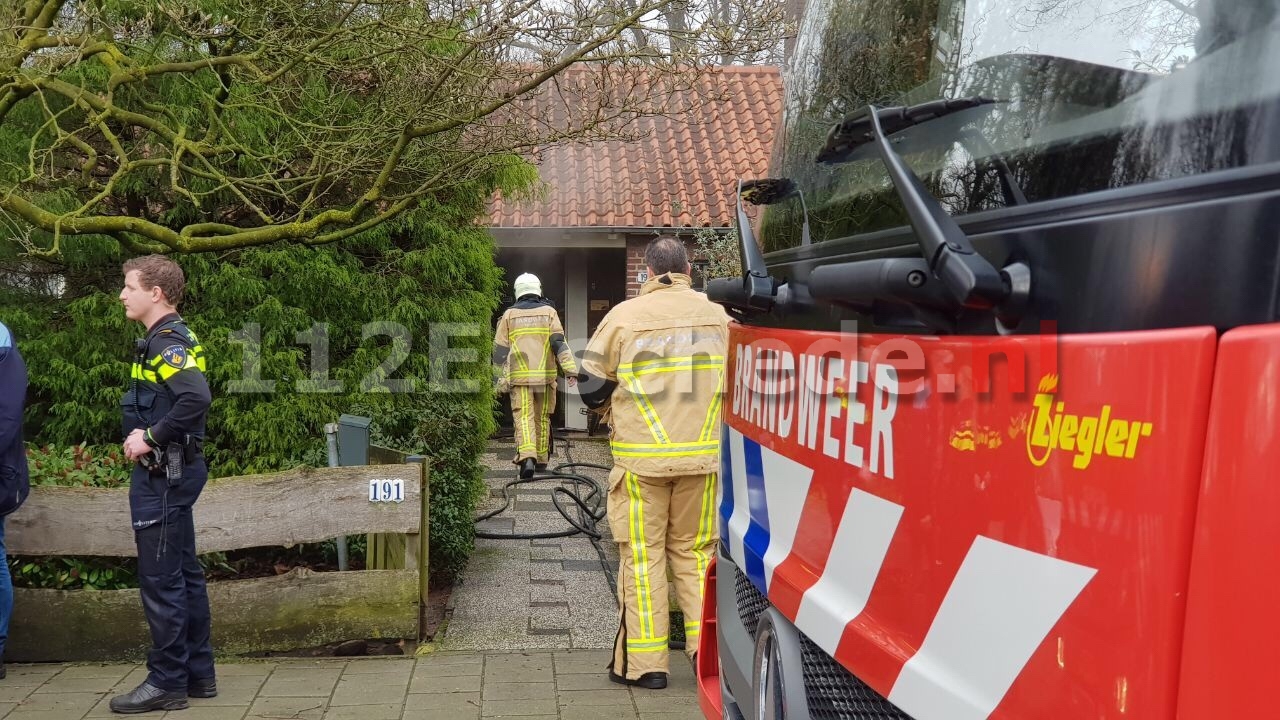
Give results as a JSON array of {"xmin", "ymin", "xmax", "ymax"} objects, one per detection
[
  {"xmin": 607, "ymin": 467, "xmax": 719, "ymax": 679},
  {"xmin": 128, "ymin": 460, "xmax": 216, "ymax": 691},
  {"xmin": 510, "ymin": 384, "xmax": 555, "ymax": 465}
]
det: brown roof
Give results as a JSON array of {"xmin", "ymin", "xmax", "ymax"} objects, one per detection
[{"xmin": 489, "ymin": 65, "xmax": 782, "ymax": 229}]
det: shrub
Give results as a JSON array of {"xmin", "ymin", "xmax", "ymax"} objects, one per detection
[
  {"xmin": 5, "ymin": 199, "xmax": 507, "ymax": 584},
  {"xmin": 26, "ymin": 443, "xmax": 132, "ymax": 488}
]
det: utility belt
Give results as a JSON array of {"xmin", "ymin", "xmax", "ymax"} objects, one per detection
[{"xmin": 140, "ymin": 434, "xmax": 202, "ymax": 487}]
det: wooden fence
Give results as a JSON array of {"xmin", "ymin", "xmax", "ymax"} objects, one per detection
[{"xmin": 4, "ymin": 461, "xmax": 429, "ymax": 662}]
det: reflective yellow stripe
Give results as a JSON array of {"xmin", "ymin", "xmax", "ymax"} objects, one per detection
[
  {"xmin": 622, "ymin": 362, "xmax": 725, "ymax": 377},
  {"xmin": 626, "ymin": 636, "xmax": 668, "ymax": 652},
  {"xmin": 517, "ymin": 386, "xmax": 536, "ymax": 454},
  {"xmin": 538, "ymin": 396, "xmax": 551, "ymax": 456},
  {"xmin": 699, "ymin": 370, "xmax": 724, "ymax": 442},
  {"xmin": 619, "ymin": 355, "xmax": 725, "ymax": 374},
  {"xmin": 509, "ymin": 328, "xmax": 552, "ymax": 378},
  {"xmin": 611, "ymin": 441, "xmax": 719, "ymax": 458},
  {"xmin": 512, "ymin": 347, "xmax": 530, "ymax": 372},
  {"xmin": 617, "ymin": 354, "xmax": 724, "ymax": 448},
  {"xmin": 156, "ymin": 355, "xmax": 200, "ymax": 380},
  {"xmin": 693, "ymin": 473, "xmax": 715, "ymax": 597},
  {"xmin": 130, "ymin": 364, "xmax": 159, "ymax": 383},
  {"xmin": 189, "ymin": 345, "xmax": 208, "ymax": 372},
  {"xmin": 558, "ymin": 351, "xmax": 578, "ymax": 375},
  {"xmin": 511, "ymin": 369, "xmax": 556, "ymax": 378},
  {"xmin": 627, "ymin": 471, "xmax": 655, "ymax": 640},
  {"xmin": 510, "ymin": 335, "xmax": 533, "ymax": 374},
  {"xmin": 619, "ymin": 373, "xmax": 669, "ymax": 444}
]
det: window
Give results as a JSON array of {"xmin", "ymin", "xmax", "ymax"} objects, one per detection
[{"xmin": 761, "ymin": 0, "xmax": 1280, "ymax": 252}]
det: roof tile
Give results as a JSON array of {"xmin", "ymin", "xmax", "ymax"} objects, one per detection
[{"xmin": 489, "ymin": 65, "xmax": 781, "ymax": 228}]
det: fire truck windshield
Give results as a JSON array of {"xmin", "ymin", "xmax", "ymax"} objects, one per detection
[{"xmin": 760, "ymin": 0, "xmax": 1280, "ymax": 253}]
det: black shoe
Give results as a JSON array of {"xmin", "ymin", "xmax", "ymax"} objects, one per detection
[
  {"xmin": 109, "ymin": 681, "xmax": 188, "ymax": 714},
  {"xmin": 519, "ymin": 458, "xmax": 536, "ymax": 479},
  {"xmin": 608, "ymin": 670, "xmax": 668, "ymax": 689},
  {"xmin": 188, "ymin": 676, "xmax": 217, "ymax": 698},
  {"xmin": 0, "ymin": 661, "xmax": 6, "ymax": 679},
  {"xmin": 535, "ymin": 463, "xmax": 548, "ymax": 473}
]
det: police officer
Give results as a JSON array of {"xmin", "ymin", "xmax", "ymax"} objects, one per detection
[
  {"xmin": 577, "ymin": 237, "xmax": 729, "ymax": 689},
  {"xmin": 493, "ymin": 272, "xmax": 578, "ymax": 478},
  {"xmin": 112, "ymin": 255, "xmax": 215, "ymax": 713}
]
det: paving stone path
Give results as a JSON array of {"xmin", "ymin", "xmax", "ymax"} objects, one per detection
[
  {"xmin": 440, "ymin": 435, "xmax": 623, "ymax": 651},
  {"xmin": 0, "ymin": 434, "xmax": 702, "ymax": 719},
  {"xmin": 0, "ymin": 651, "xmax": 702, "ymax": 719}
]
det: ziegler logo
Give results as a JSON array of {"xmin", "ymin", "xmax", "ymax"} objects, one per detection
[{"xmin": 1026, "ymin": 375, "xmax": 1153, "ymax": 470}]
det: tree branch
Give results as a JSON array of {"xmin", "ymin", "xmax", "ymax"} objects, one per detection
[{"xmin": 408, "ymin": 0, "xmax": 672, "ymax": 138}]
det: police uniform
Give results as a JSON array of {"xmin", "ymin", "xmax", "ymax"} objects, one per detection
[
  {"xmin": 578, "ymin": 272, "xmax": 729, "ymax": 685},
  {"xmin": 120, "ymin": 312, "xmax": 215, "ymax": 696}
]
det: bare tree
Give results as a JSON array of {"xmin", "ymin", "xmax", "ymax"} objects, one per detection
[
  {"xmin": 1015, "ymin": 0, "xmax": 1200, "ymax": 71},
  {"xmin": 0, "ymin": 0, "xmax": 786, "ymax": 261}
]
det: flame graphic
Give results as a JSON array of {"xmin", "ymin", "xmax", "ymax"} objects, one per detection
[
  {"xmin": 1008, "ymin": 412, "xmax": 1029, "ymax": 438},
  {"xmin": 1037, "ymin": 374, "xmax": 1059, "ymax": 393}
]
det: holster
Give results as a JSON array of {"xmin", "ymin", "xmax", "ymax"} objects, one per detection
[{"xmin": 140, "ymin": 434, "xmax": 200, "ymax": 485}]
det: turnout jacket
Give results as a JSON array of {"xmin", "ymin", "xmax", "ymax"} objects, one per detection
[
  {"xmin": 578, "ymin": 273, "xmax": 730, "ymax": 477},
  {"xmin": 493, "ymin": 298, "xmax": 578, "ymax": 388}
]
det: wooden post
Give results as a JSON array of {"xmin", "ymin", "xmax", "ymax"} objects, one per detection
[
  {"xmin": 404, "ymin": 457, "xmax": 430, "ymax": 639},
  {"xmin": 367, "ymin": 444, "xmax": 409, "ymax": 570}
]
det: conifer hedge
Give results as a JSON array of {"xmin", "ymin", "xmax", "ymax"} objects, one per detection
[{"xmin": 3, "ymin": 190, "xmax": 526, "ymax": 581}]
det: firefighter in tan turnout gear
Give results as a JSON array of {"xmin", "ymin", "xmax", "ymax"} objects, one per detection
[
  {"xmin": 577, "ymin": 237, "xmax": 730, "ymax": 689},
  {"xmin": 493, "ymin": 273, "xmax": 578, "ymax": 479}
]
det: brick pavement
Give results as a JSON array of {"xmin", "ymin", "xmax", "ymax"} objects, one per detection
[
  {"xmin": 442, "ymin": 437, "xmax": 622, "ymax": 651},
  {"xmin": 0, "ymin": 436, "xmax": 705, "ymax": 719},
  {"xmin": 0, "ymin": 650, "xmax": 702, "ymax": 720}
]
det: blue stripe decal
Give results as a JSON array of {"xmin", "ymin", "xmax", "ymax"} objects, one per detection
[
  {"xmin": 718, "ymin": 424, "xmax": 734, "ymax": 556},
  {"xmin": 742, "ymin": 436, "xmax": 770, "ymax": 591}
]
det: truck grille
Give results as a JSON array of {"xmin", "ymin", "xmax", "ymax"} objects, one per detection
[
  {"xmin": 732, "ymin": 566, "xmax": 912, "ymax": 720},
  {"xmin": 733, "ymin": 564, "xmax": 771, "ymax": 636}
]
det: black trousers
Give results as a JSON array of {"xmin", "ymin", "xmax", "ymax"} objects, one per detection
[{"xmin": 129, "ymin": 461, "xmax": 215, "ymax": 691}]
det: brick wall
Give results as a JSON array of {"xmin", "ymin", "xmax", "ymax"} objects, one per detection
[
  {"xmin": 624, "ymin": 235, "xmax": 704, "ymax": 298},
  {"xmin": 625, "ymin": 238, "xmax": 648, "ymax": 298}
]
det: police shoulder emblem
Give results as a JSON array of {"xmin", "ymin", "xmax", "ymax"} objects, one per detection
[{"xmin": 161, "ymin": 344, "xmax": 187, "ymax": 369}]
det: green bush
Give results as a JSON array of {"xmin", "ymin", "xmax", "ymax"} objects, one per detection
[
  {"xmin": 5, "ymin": 196, "xmax": 512, "ymax": 583},
  {"xmin": 360, "ymin": 393, "xmax": 490, "ymax": 582},
  {"xmin": 26, "ymin": 443, "xmax": 133, "ymax": 488},
  {"xmin": 14, "ymin": 445, "xmax": 149, "ymax": 590}
]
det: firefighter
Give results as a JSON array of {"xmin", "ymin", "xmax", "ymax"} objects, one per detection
[
  {"xmin": 112, "ymin": 255, "xmax": 215, "ymax": 713},
  {"xmin": 577, "ymin": 237, "xmax": 729, "ymax": 689},
  {"xmin": 493, "ymin": 272, "xmax": 578, "ymax": 479}
]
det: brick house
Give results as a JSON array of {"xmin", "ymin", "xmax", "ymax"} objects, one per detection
[{"xmin": 487, "ymin": 65, "xmax": 782, "ymax": 430}]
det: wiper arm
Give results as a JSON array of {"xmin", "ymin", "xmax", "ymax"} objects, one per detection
[
  {"xmin": 810, "ymin": 103, "xmax": 1031, "ymax": 332},
  {"xmin": 706, "ymin": 178, "xmax": 812, "ymax": 319},
  {"xmin": 816, "ymin": 97, "xmax": 999, "ymax": 164}
]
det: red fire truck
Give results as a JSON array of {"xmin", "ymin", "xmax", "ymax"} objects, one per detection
[{"xmin": 696, "ymin": 1, "xmax": 1280, "ymax": 718}]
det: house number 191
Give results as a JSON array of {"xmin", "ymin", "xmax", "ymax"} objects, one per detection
[{"xmin": 368, "ymin": 478, "xmax": 405, "ymax": 503}]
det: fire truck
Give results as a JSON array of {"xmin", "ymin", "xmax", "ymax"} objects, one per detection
[{"xmin": 696, "ymin": 1, "xmax": 1280, "ymax": 718}]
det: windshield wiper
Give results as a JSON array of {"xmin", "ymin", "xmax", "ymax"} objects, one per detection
[
  {"xmin": 816, "ymin": 97, "xmax": 999, "ymax": 163},
  {"xmin": 809, "ymin": 102, "xmax": 1031, "ymax": 332},
  {"xmin": 706, "ymin": 178, "xmax": 811, "ymax": 319}
]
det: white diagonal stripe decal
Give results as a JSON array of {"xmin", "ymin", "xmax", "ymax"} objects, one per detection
[
  {"xmin": 759, "ymin": 445, "xmax": 813, "ymax": 591},
  {"xmin": 887, "ymin": 536, "xmax": 1097, "ymax": 720},
  {"xmin": 794, "ymin": 488, "xmax": 904, "ymax": 656},
  {"xmin": 727, "ymin": 427, "xmax": 750, "ymax": 572}
]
